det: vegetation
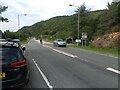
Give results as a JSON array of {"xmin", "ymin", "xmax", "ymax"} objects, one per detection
[
  {"xmin": 0, "ymin": 5, "xmax": 28, "ymax": 42},
  {"xmin": 20, "ymin": 37, "xmax": 31, "ymax": 45},
  {"xmin": 4, "ymin": 30, "xmax": 28, "ymax": 41},
  {"xmin": 0, "ymin": 5, "xmax": 8, "ymax": 22},
  {"xmin": 3, "ymin": 2, "xmax": 120, "ymax": 48},
  {"xmin": 70, "ymin": 45, "xmax": 118, "ymax": 56}
]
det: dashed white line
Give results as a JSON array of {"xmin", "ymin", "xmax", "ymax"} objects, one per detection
[
  {"xmin": 32, "ymin": 59, "xmax": 53, "ymax": 90},
  {"xmin": 106, "ymin": 67, "xmax": 120, "ymax": 74}
]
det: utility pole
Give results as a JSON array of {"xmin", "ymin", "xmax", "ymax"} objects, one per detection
[
  {"xmin": 18, "ymin": 14, "xmax": 27, "ymax": 40},
  {"xmin": 69, "ymin": 4, "xmax": 80, "ymax": 46}
]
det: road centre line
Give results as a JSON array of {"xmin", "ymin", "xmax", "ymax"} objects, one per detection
[
  {"xmin": 42, "ymin": 45, "xmax": 50, "ymax": 48},
  {"xmin": 52, "ymin": 48, "xmax": 120, "ymax": 75},
  {"xmin": 41, "ymin": 43, "xmax": 78, "ymax": 58},
  {"xmin": 35, "ymin": 40, "xmax": 117, "ymax": 59},
  {"xmin": 52, "ymin": 48, "xmax": 78, "ymax": 58},
  {"xmin": 32, "ymin": 59, "xmax": 53, "ymax": 90},
  {"xmin": 106, "ymin": 67, "xmax": 120, "ymax": 74},
  {"xmin": 53, "ymin": 47, "xmax": 120, "ymax": 75},
  {"xmin": 42, "ymin": 45, "xmax": 107, "ymax": 67},
  {"xmin": 43, "ymin": 45, "xmax": 52, "ymax": 48},
  {"xmin": 41, "ymin": 44, "xmax": 119, "ymax": 75}
]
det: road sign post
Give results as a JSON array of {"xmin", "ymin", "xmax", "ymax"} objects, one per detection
[{"xmin": 81, "ymin": 33, "xmax": 87, "ymax": 46}]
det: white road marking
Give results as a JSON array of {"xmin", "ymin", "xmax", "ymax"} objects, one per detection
[
  {"xmin": 43, "ymin": 45, "xmax": 52, "ymax": 48},
  {"xmin": 106, "ymin": 67, "xmax": 120, "ymax": 74},
  {"xmin": 40, "ymin": 44, "xmax": 120, "ymax": 75},
  {"xmin": 52, "ymin": 48, "xmax": 78, "ymax": 58},
  {"xmin": 42, "ymin": 45, "xmax": 49, "ymax": 48},
  {"xmin": 42, "ymin": 44, "xmax": 78, "ymax": 58},
  {"xmin": 35, "ymin": 39, "xmax": 118, "ymax": 59},
  {"xmin": 36, "ymin": 40, "xmax": 40, "ymax": 43},
  {"xmin": 33, "ymin": 40, "xmax": 120, "ymax": 77},
  {"xmin": 32, "ymin": 59, "xmax": 53, "ymax": 90}
]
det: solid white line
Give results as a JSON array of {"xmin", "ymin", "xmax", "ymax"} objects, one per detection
[
  {"xmin": 52, "ymin": 48, "xmax": 78, "ymax": 58},
  {"xmin": 43, "ymin": 45, "xmax": 51, "ymax": 48},
  {"xmin": 42, "ymin": 45, "xmax": 78, "ymax": 58},
  {"xmin": 106, "ymin": 67, "xmax": 120, "ymax": 74},
  {"xmin": 32, "ymin": 59, "xmax": 53, "ymax": 90}
]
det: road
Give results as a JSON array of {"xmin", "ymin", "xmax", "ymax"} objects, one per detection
[{"xmin": 23, "ymin": 39, "xmax": 118, "ymax": 89}]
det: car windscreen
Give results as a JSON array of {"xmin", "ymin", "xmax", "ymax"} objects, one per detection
[
  {"xmin": 57, "ymin": 39, "xmax": 63, "ymax": 42},
  {"xmin": 0, "ymin": 46, "xmax": 24, "ymax": 64}
]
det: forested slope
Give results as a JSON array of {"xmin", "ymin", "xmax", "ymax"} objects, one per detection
[{"xmin": 18, "ymin": 2, "xmax": 120, "ymax": 48}]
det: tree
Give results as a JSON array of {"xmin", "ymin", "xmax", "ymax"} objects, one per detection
[
  {"xmin": 77, "ymin": 3, "xmax": 91, "ymax": 28},
  {"xmin": 105, "ymin": 2, "xmax": 120, "ymax": 25},
  {"xmin": 0, "ymin": 5, "xmax": 8, "ymax": 22}
]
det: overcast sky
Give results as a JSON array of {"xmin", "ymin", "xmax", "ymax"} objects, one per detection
[{"xmin": 0, "ymin": 0, "xmax": 113, "ymax": 32}]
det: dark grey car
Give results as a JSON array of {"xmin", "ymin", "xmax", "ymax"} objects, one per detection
[{"xmin": 0, "ymin": 41, "xmax": 29, "ymax": 88}]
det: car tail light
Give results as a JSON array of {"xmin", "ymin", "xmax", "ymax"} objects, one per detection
[{"xmin": 10, "ymin": 60, "xmax": 27, "ymax": 68}]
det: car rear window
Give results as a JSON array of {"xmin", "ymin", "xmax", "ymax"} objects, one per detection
[{"xmin": 0, "ymin": 46, "xmax": 24, "ymax": 64}]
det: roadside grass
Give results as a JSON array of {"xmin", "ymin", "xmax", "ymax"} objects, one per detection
[
  {"xmin": 43, "ymin": 39, "xmax": 54, "ymax": 43},
  {"xmin": 33, "ymin": 38, "xmax": 119, "ymax": 57},
  {"xmin": 70, "ymin": 44, "xmax": 118, "ymax": 57},
  {"xmin": 20, "ymin": 38, "xmax": 31, "ymax": 45}
]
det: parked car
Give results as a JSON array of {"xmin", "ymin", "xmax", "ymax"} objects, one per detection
[
  {"xmin": 0, "ymin": 39, "xmax": 7, "ymax": 42},
  {"xmin": 0, "ymin": 40, "xmax": 29, "ymax": 88},
  {"xmin": 53, "ymin": 39, "xmax": 67, "ymax": 47}
]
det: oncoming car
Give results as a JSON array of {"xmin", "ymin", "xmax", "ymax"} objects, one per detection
[
  {"xmin": 53, "ymin": 39, "xmax": 67, "ymax": 47},
  {"xmin": 0, "ymin": 40, "xmax": 29, "ymax": 88}
]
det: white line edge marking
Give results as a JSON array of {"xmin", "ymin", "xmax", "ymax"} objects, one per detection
[
  {"xmin": 32, "ymin": 59, "xmax": 53, "ymax": 90},
  {"xmin": 106, "ymin": 67, "xmax": 120, "ymax": 74}
]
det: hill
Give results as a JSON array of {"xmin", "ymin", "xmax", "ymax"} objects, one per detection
[
  {"xmin": 18, "ymin": 2, "xmax": 120, "ymax": 48},
  {"xmin": 18, "ymin": 10, "xmax": 105, "ymax": 40}
]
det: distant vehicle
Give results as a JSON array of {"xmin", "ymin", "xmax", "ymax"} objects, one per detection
[
  {"xmin": 0, "ymin": 39, "xmax": 7, "ymax": 42},
  {"xmin": 0, "ymin": 40, "xmax": 29, "ymax": 88},
  {"xmin": 6, "ymin": 38, "xmax": 20, "ymax": 43},
  {"xmin": 75, "ymin": 39, "xmax": 81, "ymax": 43},
  {"xmin": 11, "ymin": 39, "xmax": 20, "ymax": 42},
  {"xmin": 53, "ymin": 39, "xmax": 67, "ymax": 47}
]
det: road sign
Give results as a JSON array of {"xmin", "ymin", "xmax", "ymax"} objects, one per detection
[{"xmin": 81, "ymin": 33, "xmax": 87, "ymax": 39}]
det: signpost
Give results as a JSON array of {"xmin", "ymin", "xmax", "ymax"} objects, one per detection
[{"xmin": 81, "ymin": 33, "xmax": 87, "ymax": 46}]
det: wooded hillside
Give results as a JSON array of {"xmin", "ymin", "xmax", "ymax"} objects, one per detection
[{"xmin": 8, "ymin": 2, "xmax": 120, "ymax": 48}]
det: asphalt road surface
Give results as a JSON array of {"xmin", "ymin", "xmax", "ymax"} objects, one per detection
[{"xmin": 23, "ymin": 39, "xmax": 119, "ymax": 89}]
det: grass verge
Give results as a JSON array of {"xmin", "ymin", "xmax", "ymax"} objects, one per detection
[
  {"xmin": 20, "ymin": 38, "xmax": 31, "ymax": 45},
  {"xmin": 70, "ymin": 44, "xmax": 118, "ymax": 57},
  {"xmin": 43, "ymin": 39, "xmax": 54, "ymax": 43}
]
